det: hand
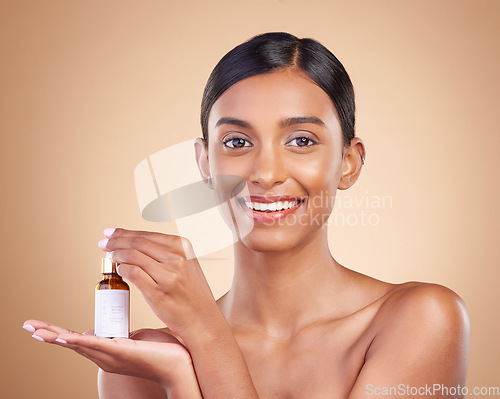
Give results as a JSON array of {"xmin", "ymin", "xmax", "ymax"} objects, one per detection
[
  {"xmin": 98, "ymin": 228, "xmax": 223, "ymax": 342},
  {"xmin": 22, "ymin": 320, "xmax": 198, "ymax": 389}
]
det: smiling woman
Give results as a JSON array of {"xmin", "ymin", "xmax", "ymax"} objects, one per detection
[
  {"xmin": 23, "ymin": 32, "xmax": 469, "ymax": 399},
  {"xmin": 198, "ymin": 67, "xmax": 354, "ymax": 252}
]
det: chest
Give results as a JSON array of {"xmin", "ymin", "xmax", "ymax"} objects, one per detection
[{"xmin": 236, "ymin": 321, "xmax": 373, "ymax": 399}]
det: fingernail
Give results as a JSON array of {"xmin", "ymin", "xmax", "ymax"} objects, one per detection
[
  {"xmin": 23, "ymin": 324, "xmax": 35, "ymax": 333},
  {"xmin": 103, "ymin": 228, "xmax": 115, "ymax": 237},
  {"xmin": 55, "ymin": 338, "xmax": 67, "ymax": 344},
  {"xmin": 98, "ymin": 238, "xmax": 109, "ymax": 249},
  {"xmin": 32, "ymin": 334, "xmax": 44, "ymax": 342}
]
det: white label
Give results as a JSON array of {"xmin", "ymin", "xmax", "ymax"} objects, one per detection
[{"xmin": 95, "ymin": 289, "xmax": 129, "ymax": 338}]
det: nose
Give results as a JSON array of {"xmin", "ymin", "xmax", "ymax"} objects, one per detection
[{"xmin": 248, "ymin": 144, "xmax": 287, "ymax": 189}]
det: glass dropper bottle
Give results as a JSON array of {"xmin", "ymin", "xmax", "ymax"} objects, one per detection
[{"xmin": 94, "ymin": 252, "xmax": 130, "ymax": 338}]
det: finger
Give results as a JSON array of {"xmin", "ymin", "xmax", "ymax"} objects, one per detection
[
  {"xmin": 69, "ymin": 345, "xmax": 114, "ymax": 366},
  {"xmin": 130, "ymin": 328, "xmax": 182, "ymax": 345},
  {"xmin": 103, "ymin": 228, "xmax": 194, "ymax": 258},
  {"xmin": 99, "ymin": 238, "xmax": 188, "ymax": 285},
  {"xmin": 96, "ymin": 242, "xmax": 165, "ymax": 290},
  {"xmin": 110, "ymin": 250, "xmax": 184, "ymax": 285},
  {"xmin": 101, "ymin": 237, "xmax": 184, "ymax": 275},
  {"xmin": 117, "ymin": 263, "xmax": 158, "ymax": 293},
  {"xmin": 30, "ymin": 328, "xmax": 72, "ymax": 345},
  {"xmin": 25, "ymin": 324, "xmax": 114, "ymax": 358},
  {"xmin": 23, "ymin": 320, "xmax": 79, "ymax": 336},
  {"xmin": 104, "ymin": 227, "xmax": 181, "ymax": 246},
  {"xmin": 57, "ymin": 332, "xmax": 132, "ymax": 357},
  {"xmin": 28, "ymin": 328, "xmax": 93, "ymax": 355},
  {"xmin": 32, "ymin": 328, "xmax": 116, "ymax": 367}
]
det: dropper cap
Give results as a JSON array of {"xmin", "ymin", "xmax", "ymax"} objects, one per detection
[{"xmin": 101, "ymin": 252, "xmax": 118, "ymax": 274}]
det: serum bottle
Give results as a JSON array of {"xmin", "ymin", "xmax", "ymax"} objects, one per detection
[{"xmin": 95, "ymin": 253, "xmax": 130, "ymax": 338}]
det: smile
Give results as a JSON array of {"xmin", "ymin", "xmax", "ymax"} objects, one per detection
[
  {"xmin": 237, "ymin": 196, "xmax": 304, "ymax": 223},
  {"xmin": 244, "ymin": 199, "xmax": 300, "ymax": 212}
]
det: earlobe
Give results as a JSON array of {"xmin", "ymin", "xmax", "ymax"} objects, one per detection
[
  {"xmin": 194, "ymin": 137, "xmax": 212, "ymax": 188},
  {"xmin": 337, "ymin": 137, "xmax": 366, "ymax": 190}
]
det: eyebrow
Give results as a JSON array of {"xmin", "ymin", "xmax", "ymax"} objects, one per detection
[
  {"xmin": 279, "ymin": 116, "xmax": 326, "ymax": 128},
  {"xmin": 215, "ymin": 116, "xmax": 326, "ymax": 129},
  {"xmin": 215, "ymin": 117, "xmax": 252, "ymax": 129}
]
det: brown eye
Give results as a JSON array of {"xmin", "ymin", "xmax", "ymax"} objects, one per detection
[
  {"xmin": 223, "ymin": 137, "xmax": 252, "ymax": 148},
  {"xmin": 289, "ymin": 137, "xmax": 315, "ymax": 147}
]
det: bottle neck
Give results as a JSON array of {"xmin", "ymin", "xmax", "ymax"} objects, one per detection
[
  {"xmin": 102, "ymin": 272, "xmax": 121, "ymax": 280},
  {"xmin": 102, "ymin": 257, "xmax": 118, "ymax": 274}
]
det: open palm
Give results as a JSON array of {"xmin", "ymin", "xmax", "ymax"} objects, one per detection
[{"xmin": 23, "ymin": 320, "xmax": 193, "ymax": 385}]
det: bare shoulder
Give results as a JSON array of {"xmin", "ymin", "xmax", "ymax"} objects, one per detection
[
  {"xmin": 375, "ymin": 281, "xmax": 469, "ymax": 330},
  {"xmin": 368, "ymin": 281, "xmax": 470, "ymax": 368},
  {"xmin": 346, "ymin": 282, "xmax": 471, "ymax": 394},
  {"xmin": 343, "ymin": 281, "xmax": 472, "ymax": 391},
  {"xmin": 344, "ymin": 267, "xmax": 470, "ymax": 337}
]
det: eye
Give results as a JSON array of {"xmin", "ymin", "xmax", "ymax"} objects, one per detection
[
  {"xmin": 288, "ymin": 136, "xmax": 316, "ymax": 147},
  {"xmin": 223, "ymin": 137, "xmax": 252, "ymax": 148}
]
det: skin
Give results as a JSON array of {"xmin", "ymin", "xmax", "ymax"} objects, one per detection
[{"xmin": 24, "ymin": 68, "xmax": 470, "ymax": 398}]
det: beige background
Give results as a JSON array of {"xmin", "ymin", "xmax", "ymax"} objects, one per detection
[{"xmin": 1, "ymin": 0, "xmax": 499, "ymax": 397}]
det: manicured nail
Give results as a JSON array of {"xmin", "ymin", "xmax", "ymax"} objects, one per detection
[
  {"xmin": 23, "ymin": 324, "xmax": 35, "ymax": 333},
  {"xmin": 32, "ymin": 334, "xmax": 44, "ymax": 342},
  {"xmin": 103, "ymin": 228, "xmax": 115, "ymax": 237},
  {"xmin": 55, "ymin": 338, "xmax": 67, "ymax": 344},
  {"xmin": 98, "ymin": 238, "xmax": 109, "ymax": 249}
]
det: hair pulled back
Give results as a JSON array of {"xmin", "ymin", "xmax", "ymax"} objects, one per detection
[{"xmin": 201, "ymin": 32, "xmax": 355, "ymax": 147}]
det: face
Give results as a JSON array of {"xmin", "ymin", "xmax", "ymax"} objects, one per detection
[{"xmin": 197, "ymin": 68, "xmax": 351, "ymax": 253}]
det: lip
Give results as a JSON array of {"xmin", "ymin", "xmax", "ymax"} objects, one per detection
[
  {"xmin": 240, "ymin": 195, "xmax": 303, "ymax": 203},
  {"xmin": 237, "ymin": 195, "xmax": 305, "ymax": 224}
]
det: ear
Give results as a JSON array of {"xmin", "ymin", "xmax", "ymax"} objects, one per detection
[
  {"xmin": 194, "ymin": 137, "xmax": 212, "ymax": 187},
  {"xmin": 338, "ymin": 137, "xmax": 366, "ymax": 190}
]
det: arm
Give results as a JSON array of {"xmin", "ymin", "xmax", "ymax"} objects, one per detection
[
  {"xmin": 98, "ymin": 371, "xmax": 167, "ymax": 399},
  {"xmin": 98, "ymin": 364, "xmax": 201, "ymax": 399},
  {"xmin": 23, "ymin": 322, "xmax": 203, "ymax": 399},
  {"xmin": 178, "ymin": 311, "xmax": 258, "ymax": 399},
  {"xmin": 97, "ymin": 329, "xmax": 203, "ymax": 399},
  {"xmin": 348, "ymin": 284, "xmax": 470, "ymax": 399},
  {"xmin": 101, "ymin": 228, "xmax": 260, "ymax": 399}
]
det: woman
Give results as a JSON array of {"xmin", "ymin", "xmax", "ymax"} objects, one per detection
[{"xmin": 23, "ymin": 32, "xmax": 470, "ymax": 398}]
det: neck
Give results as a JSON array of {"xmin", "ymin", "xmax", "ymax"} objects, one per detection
[{"xmin": 222, "ymin": 228, "xmax": 347, "ymax": 338}]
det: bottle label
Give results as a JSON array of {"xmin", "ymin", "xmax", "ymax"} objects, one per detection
[{"xmin": 95, "ymin": 289, "xmax": 130, "ymax": 338}]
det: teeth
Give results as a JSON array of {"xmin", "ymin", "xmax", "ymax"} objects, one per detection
[{"xmin": 244, "ymin": 200, "xmax": 300, "ymax": 212}]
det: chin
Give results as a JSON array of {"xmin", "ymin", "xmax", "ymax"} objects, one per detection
[
  {"xmin": 236, "ymin": 227, "xmax": 313, "ymax": 253},
  {"xmin": 239, "ymin": 238, "xmax": 293, "ymax": 253}
]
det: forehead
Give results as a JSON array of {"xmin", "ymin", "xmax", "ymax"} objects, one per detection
[{"xmin": 208, "ymin": 68, "xmax": 342, "ymax": 132}]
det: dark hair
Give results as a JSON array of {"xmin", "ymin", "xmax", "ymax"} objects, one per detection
[{"xmin": 201, "ymin": 32, "xmax": 355, "ymax": 147}]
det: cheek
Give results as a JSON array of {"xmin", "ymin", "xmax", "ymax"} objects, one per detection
[
  {"xmin": 288, "ymin": 151, "xmax": 342, "ymax": 219},
  {"xmin": 211, "ymin": 157, "xmax": 246, "ymax": 176},
  {"xmin": 289, "ymin": 151, "xmax": 342, "ymax": 192},
  {"xmin": 208, "ymin": 143, "xmax": 249, "ymax": 176}
]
